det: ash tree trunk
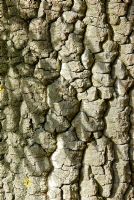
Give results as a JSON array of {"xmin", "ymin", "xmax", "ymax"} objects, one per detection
[{"xmin": 0, "ymin": 0, "xmax": 134, "ymax": 199}]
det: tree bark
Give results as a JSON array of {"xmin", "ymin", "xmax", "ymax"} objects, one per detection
[{"xmin": 0, "ymin": 0, "xmax": 134, "ymax": 199}]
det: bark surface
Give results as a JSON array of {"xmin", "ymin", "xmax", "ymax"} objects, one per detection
[{"xmin": 0, "ymin": 0, "xmax": 134, "ymax": 199}]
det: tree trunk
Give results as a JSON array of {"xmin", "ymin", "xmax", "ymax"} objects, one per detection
[{"xmin": 0, "ymin": 0, "xmax": 134, "ymax": 199}]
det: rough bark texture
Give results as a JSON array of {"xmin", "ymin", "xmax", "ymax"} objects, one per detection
[{"xmin": 0, "ymin": 0, "xmax": 134, "ymax": 199}]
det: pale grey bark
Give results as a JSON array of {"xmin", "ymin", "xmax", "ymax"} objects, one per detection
[{"xmin": 0, "ymin": 0, "xmax": 134, "ymax": 199}]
